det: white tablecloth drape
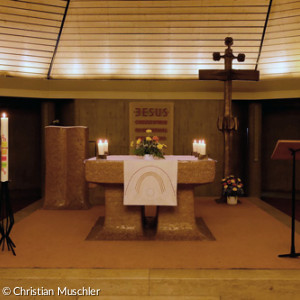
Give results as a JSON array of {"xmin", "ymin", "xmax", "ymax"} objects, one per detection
[
  {"xmin": 123, "ymin": 159, "xmax": 178, "ymax": 206},
  {"xmin": 107, "ymin": 155, "xmax": 197, "ymax": 161}
]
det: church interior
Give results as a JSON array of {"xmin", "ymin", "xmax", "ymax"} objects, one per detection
[{"xmin": 0, "ymin": 0, "xmax": 300, "ymax": 299}]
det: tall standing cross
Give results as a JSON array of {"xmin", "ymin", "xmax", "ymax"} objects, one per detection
[{"xmin": 198, "ymin": 37, "xmax": 259, "ymax": 178}]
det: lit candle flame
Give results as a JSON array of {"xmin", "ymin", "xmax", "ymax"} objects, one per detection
[{"xmin": 2, "ymin": 113, "xmax": 6, "ymax": 118}]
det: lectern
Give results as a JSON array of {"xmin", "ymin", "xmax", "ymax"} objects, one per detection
[{"xmin": 271, "ymin": 140, "xmax": 300, "ymax": 258}]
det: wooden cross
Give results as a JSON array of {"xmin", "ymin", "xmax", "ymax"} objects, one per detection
[{"xmin": 199, "ymin": 37, "xmax": 259, "ymax": 178}]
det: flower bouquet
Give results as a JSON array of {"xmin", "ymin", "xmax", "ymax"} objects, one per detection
[
  {"xmin": 222, "ymin": 175, "xmax": 244, "ymax": 197},
  {"xmin": 131, "ymin": 129, "xmax": 167, "ymax": 159}
]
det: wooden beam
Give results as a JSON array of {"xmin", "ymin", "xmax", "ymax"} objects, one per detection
[
  {"xmin": 68, "ymin": 6, "xmax": 269, "ymax": 15},
  {"xmin": 62, "ymin": 20, "xmax": 265, "ymax": 28},
  {"xmin": 0, "ymin": 0, "xmax": 66, "ymax": 13},
  {"xmin": 199, "ymin": 69, "xmax": 259, "ymax": 81},
  {"xmin": 64, "ymin": 13, "xmax": 267, "ymax": 22},
  {"xmin": 54, "ymin": 52, "xmax": 259, "ymax": 59},
  {"xmin": 69, "ymin": 0, "xmax": 269, "ymax": 8},
  {"xmin": 231, "ymin": 70, "xmax": 260, "ymax": 81},
  {"xmin": 0, "ymin": 21, "xmax": 60, "ymax": 33},
  {"xmin": 0, "ymin": 6, "xmax": 65, "ymax": 20},
  {"xmin": 62, "ymin": 27, "xmax": 264, "ymax": 34},
  {"xmin": 47, "ymin": 0, "xmax": 70, "ymax": 79},
  {"xmin": 57, "ymin": 40, "xmax": 261, "ymax": 47},
  {"xmin": 56, "ymin": 46, "xmax": 260, "ymax": 53},
  {"xmin": 255, "ymin": 0, "xmax": 273, "ymax": 71},
  {"xmin": 59, "ymin": 33, "xmax": 262, "ymax": 41}
]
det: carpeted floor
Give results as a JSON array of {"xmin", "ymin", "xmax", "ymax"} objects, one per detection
[
  {"xmin": 262, "ymin": 197, "xmax": 300, "ymax": 221},
  {"xmin": 9, "ymin": 189, "xmax": 41, "ymax": 214},
  {"xmin": 1, "ymin": 197, "xmax": 300, "ymax": 269}
]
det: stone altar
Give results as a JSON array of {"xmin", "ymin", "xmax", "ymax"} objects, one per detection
[{"xmin": 85, "ymin": 156, "xmax": 216, "ymax": 240}]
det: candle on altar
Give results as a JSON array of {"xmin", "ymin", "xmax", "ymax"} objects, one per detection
[
  {"xmin": 196, "ymin": 140, "xmax": 201, "ymax": 153},
  {"xmin": 104, "ymin": 139, "xmax": 108, "ymax": 153},
  {"xmin": 1, "ymin": 113, "xmax": 9, "ymax": 182},
  {"xmin": 97, "ymin": 139, "xmax": 104, "ymax": 155},
  {"xmin": 193, "ymin": 139, "xmax": 197, "ymax": 152},
  {"xmin": 199, "ymin": 139, "xmax": 206, "ymax": 155}
]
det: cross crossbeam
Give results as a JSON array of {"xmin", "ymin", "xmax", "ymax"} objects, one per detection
[{"xmin": 199, "ymin": 69, "xmax": 259, "ymax": 81}]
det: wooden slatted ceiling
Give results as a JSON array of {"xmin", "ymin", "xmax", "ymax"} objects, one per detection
[
  {"xmin": 1, "ymin": 0, "xmax": 300, "ymax": 80},
  {"xmin": 0, "ymin": 0, "xmax": 67, "ymax": 78},
  {"xmin": 51, "ymin": 0, "xmax": 269, "ymax": 79},
  {"xmin": 258, "ymin": 0, "xmax": 300, "ymax": 79}
]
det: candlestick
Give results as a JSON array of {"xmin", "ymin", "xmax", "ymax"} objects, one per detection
[
  {"xmin": 1, "ymin": 113, "xmax": 8, "ymax": 182},
  {"xmin": 0, "ymin": 112, "xmax": 15, "ymax": 255},
  {"xmin": 97, "ymin": 139, "xmax": 104, "ymax": 155}
]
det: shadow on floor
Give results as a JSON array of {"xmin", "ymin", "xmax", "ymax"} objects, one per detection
[
  {"xmin": 8, "ymin": 189, "xmax": 41, "ymax": 214},
  {"xmin": 261, "ymin": 196, "xmax": 300, "ymax": 222}
]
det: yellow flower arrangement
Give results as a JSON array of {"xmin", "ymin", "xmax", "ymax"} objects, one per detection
[
  {"xmin": 221, "ymin": 175, "xmax": 244, "ymax": 196},
  {"xmin": 131, "ymin": 129, "xmax": 167, "ymax": 158}
]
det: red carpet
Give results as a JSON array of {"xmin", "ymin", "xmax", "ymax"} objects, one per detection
[{"xmin": 1, "ymin": 198, "xmax": 300, "ymax": 269}]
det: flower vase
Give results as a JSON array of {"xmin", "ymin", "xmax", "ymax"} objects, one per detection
[
  {"xmin": 227, "ymin": 196, "xmax": 238, "ymax": 205},
  {"xmin": 144, "ymin": 154, "xmax": 154, "ymax": 160}
]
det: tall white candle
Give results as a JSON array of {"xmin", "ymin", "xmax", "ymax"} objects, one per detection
[
  {"xmin": 104, "ymin": 139, "xmax": 108, "ymax": 153},
  {"xmin": 1, "ymin": 113, "xmax": 9, "ymax": 182},
  {"xmin": 199, "ymin": 139, "xmax": 206, "ymax": 155},
  {"xmin": 97, "ymin": 139, "xmax": 104, "ymax": 155},
  {"xmin": 193, "ymin": 139, "xmax": 197, "ymax": 152},
  {"xmin": 197, "ymin": 140, "xmax": 201, "ymax": 153}
]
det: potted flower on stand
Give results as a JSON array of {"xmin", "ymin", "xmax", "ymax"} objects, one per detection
[
  {"xmin": 131, "ymin": 129, "xmax": 167, "ymax": 159},
  {"xmin": 222, "ymin": 175, "xmax": 244, "ymax": 205}
]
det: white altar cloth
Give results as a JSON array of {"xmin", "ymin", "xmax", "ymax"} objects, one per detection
[
  {"xmin": 123, "ymin": 158, "xmax": 178, "ymax": 206},
  {"xmin": 107, "ymin": 155, "xmax": 198, "ymax": 161}
]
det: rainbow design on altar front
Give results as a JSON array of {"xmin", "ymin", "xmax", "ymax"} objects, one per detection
[
  {"xmin": 124, "ymin": 161, "xmax": 177, "ymax": 206},
  {"xmin": 135, "ymin": 171, "xmax": 166, "ymax": 194}
]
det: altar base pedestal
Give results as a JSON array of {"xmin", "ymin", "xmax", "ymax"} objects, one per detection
[
  {"xmin": 156, "ymin": 185, "xmax": 206, "ymax": 240},
  {"xmin": 93, "ymin": 185, "xmax": 144, "ymax": 240}
]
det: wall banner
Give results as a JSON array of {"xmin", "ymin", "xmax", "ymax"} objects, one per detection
[{"xmin": 129, "ymin": 102, "xmax": 174, "ymax": 155}]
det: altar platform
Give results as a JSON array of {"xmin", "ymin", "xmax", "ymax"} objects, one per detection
[{"xmin": 0, "ymin": 197, "xmax": 300, "ymax": 299}]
